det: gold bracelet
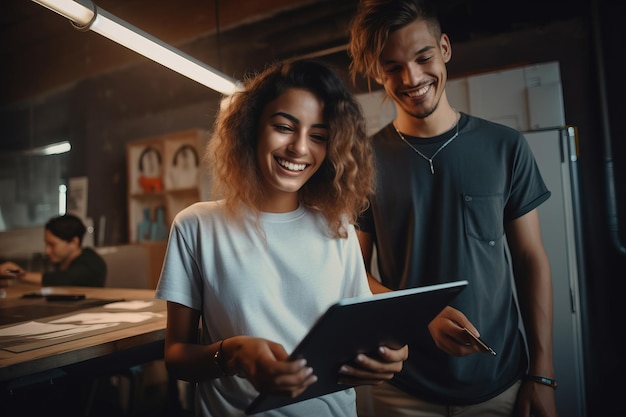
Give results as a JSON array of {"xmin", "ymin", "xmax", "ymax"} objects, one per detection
[
  {"xmin": 524, "ymin": 374, "xmax": 557, "ymax": 390},
  {"xmin": 213, "ymin": 338, "xmax": 228, "ymax": 376}
]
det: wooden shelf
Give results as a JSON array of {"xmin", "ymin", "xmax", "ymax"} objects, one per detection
[{"xmin": 126, "ymin": 129, "xmax": 208, "ymax": 243}]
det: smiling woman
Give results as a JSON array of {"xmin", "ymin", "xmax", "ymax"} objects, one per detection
[
  {"xmin": 254, "ymin": 88, "xmax": 329, "ymax": 213},
  {"xmin": 206, "ymin": 59, "xmax": 375, "ymax": 237},
  {"xmin": 153, "ymin": 59, "xmax": 409, "ymax": 417}
]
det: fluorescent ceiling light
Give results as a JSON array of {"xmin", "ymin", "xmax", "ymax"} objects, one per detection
[
  {"xmin": 20, "ymin": 140, "xmax": 72, "ymax": 156},
  {"xmin": 40, "ymin": 141, "xmax": 72, "ymax": 155},
  {"xmin": 32, "ymin": 0, "xmax": 242, "ymax": 96}
]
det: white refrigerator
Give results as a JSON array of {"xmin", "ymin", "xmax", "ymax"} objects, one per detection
[{"xmin": 524, "ymin": 126, "xmax": 587, "ymax": 417}]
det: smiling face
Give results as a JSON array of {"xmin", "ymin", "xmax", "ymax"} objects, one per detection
[
  {"xmin": 378, "ymin": 19, "xmax": 452, "ymax": 121},
  {"xmin": 256, "ymin": 88, "xmax": 328, "ymax": 213}
]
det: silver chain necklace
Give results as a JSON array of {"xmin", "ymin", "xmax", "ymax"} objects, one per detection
[{"xmin": 392, "ymin": 116, "xmax": 460, "ymax": 175}]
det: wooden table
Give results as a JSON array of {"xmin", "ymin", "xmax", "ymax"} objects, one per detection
[{"xmin": 0, "ymin": 283, "xmax": 167, "ymax": 389}]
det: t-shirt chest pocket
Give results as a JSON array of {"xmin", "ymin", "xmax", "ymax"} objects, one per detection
[{"xmin": 462, "ymin": 193, "xmax": 504, "ymax": 243}]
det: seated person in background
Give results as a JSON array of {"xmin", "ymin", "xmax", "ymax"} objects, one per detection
[{"xmin": 0, "ymin": 214, "xmax": 106, "ymax": 287}]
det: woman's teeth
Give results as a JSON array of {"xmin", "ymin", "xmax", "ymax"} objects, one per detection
[{"xmin": 278, "ymin": 158, "xmax": 306, "ymax": 171}]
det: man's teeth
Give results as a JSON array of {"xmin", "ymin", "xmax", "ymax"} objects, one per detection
[
  {"xmin": 278, "ymin": 159, "xmax": 306, "ymax": 171},
  {"xmin": 407, "ymin": 85, "xmax": 430, "ymax": 97}
]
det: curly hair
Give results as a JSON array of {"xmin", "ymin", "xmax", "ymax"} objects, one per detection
[
  {"xmin": 348, "ymin": 0, "xmax": 441, "ymax": 87},
  {"xmin": 205, "ymin": 59, "xmax": 375, "ymax": 238}
]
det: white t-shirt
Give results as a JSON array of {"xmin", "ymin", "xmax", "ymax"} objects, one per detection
[{"xmin": 155, "ymin": 201, "xmax": 372, "ymax": 417}]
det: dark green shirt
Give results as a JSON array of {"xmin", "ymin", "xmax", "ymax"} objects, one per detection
[{"xmin": 42, "ymin": 247, "xmax": 107, "ymax": 287}]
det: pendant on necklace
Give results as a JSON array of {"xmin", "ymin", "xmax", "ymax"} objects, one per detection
[{"xmin": 392, "ymin": 119, "xmax": 460, "ymax": 175}]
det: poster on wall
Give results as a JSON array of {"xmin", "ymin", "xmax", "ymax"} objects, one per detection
[
  {"xmin": 67, "ymin": 176, "xmax": 95, "ymax": 247},
  {"xmin": 67, "ymin": 176, "xmax": 88, "ymax": 220},
  {"xmin": 168, "ymin": 144, "xmax": 199, "ymax": 189}
]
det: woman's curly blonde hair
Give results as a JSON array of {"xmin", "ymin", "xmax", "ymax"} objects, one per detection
[{"xmin": 205, "ymin": 59, "xmax": 375, "ymax": 239}]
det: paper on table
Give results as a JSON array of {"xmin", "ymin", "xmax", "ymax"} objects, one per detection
[
  {"xmin": 49, "ymin": 311, "xmax": 163, "ymax": 325},
  {"xmin": 0, "ymin": 301, "xmax": 165, "ymax": 353},
  {"xmin": 0, "ymin": 312, "xmax": 161, "ymax": 341},
  {"xmin": 0, "ymin": 321, "xmax": 78, "ymax": 337},
  {"xmin": 104, "ymin": 300, "xmax": 154, "ymax": 310},
  {"xmin": 32, "ymin": 323, "xmax": 118, "ymax": 339}
]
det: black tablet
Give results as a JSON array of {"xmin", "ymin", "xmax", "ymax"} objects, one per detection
[{"xmin": 245, "ymin": 280, "xmax": 468, "ymax": 414}]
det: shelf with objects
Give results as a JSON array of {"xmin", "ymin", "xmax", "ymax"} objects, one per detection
[{"xmin": 126, "ymin": 129, "xmax": 209, "ymax": 244}]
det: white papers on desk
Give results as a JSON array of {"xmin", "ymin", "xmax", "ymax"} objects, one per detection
[
  {"xmin": 0, "ymin": 320, "xmax": 117, "ymax": 339},
  {"xmin": 104, "ymin": 300, "xmax": 154, "ymax": 310},
  {"xmin": 50, "ymin": 311, "xmax": 161, "ymax": 324},
  {"xmin": 0, "ymin": 300, "xmax": 165, "ymax": 353}
]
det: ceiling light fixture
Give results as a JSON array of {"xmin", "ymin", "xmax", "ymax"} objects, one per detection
[
  {"xmin": 31, "ymin": 0, "xmax": 242, "ymax": 96},
  {"xmin": 14, "ymin": 140, "xmax": 72, "ymax": 156}
]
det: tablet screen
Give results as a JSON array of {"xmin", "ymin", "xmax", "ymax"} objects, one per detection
[{"xmin": 246, "ymin": 280, "xmax": 468, "ymax": 414}]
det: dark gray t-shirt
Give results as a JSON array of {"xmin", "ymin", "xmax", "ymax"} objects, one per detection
[{"xmin": 359, "ymin": 113, "xmax": 550, "ymax": 405}]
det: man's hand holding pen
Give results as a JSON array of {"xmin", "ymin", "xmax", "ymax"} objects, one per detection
[{"xmin": 428, "ymin": 306, "xmax": 497, "ymax": 357}]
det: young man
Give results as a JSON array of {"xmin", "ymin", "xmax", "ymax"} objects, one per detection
[
  {"xmin": 0, "ymin": 214, "xmax": 106, "ymax": 287},
  {"xmin": 348, "ymin": 1, "xmax": 558, "ymax": 416}
]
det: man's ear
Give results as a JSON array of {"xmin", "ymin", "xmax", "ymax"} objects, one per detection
[{"xmin": 440, "ymin": 33, "xmax": 452, "ymax": 63}]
